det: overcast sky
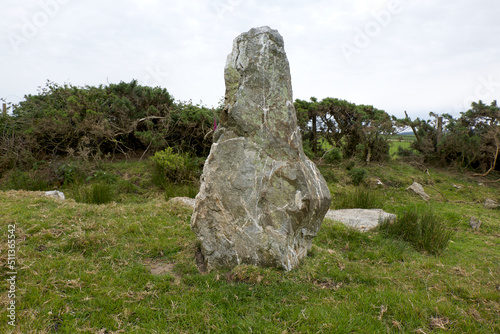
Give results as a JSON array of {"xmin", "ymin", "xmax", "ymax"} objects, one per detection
[{"xmin": 1, "ymin": 0, "xmax": 499, "ymax": 119}]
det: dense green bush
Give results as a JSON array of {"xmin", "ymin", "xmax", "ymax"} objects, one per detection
[
  {"xmin": 322, "ymin": 147, "xmax": 342, "ymax": 164},
  {"xmin": 57, "ymin": 163, "xmax": 83, "ymax": 185},
  {"xmin": 348, "ymin": 167, "xmax": 366, "ymax": 186},
  {"xmin": 320, "ymin": 169, "xmax": 338, "ymax": 183},
  {"xmin": 396, "ymin": 146, "xmax": 418, "ymax": 158},
  {"xmin": 0, "ymin": 80, "xmax": 216, "ymax": 174},
  {"xmin": 150, "ymin": 147, "xmax": 199, "ymax": 186},
  {"xmin": 378, "ymin": 207, "xmax": 453, "ymax": 255},
  {"xmin": 344, "ymin": 160, "xmax": 356, "ymax": 171},
  {"xmin": 395, "ymin": 101, "xmax": 499, "ymax": 172}
]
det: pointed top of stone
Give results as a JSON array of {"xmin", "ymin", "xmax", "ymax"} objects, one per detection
[
  {"xmin": 221, "ymin": 26, "xmax": 297, "ymax": 158},
  {"xmin": 235, "ymin": 25, "xmax": 284, "ymax": 43}
]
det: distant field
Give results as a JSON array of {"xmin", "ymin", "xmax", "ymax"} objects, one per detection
[
  {"xmin": 389, "ymin": 134, "xmax": 415, "ymax": 156},
  {"xmin": 317, "ymin": 134, "xmax": 416, "ymax": 157},
  {"xmin": 392, "ymin": 133, "xmax": 417, "ymax": 141}
]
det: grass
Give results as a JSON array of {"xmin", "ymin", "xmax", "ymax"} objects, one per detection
[
  {"xmin": 334, "ymin": 187, "xmax": 383, "ymax": 209},
  {"xmin": 164, "ymin": 182, "xmax": 199, "ymax": 201},
  {"xmin": 0, "ymin": 160, "xmax": 499, "ymax": 333},
  {"xmin": 73, "ymin": 182, "xmax": 116, "ymax": 204},
  {"xmin": 379, "ymin": 206, "xmax": 454, "ymax": 255}
]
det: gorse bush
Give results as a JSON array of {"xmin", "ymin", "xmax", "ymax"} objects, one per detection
[
  {"xmin": 295, "ymin": 97, "xmax": 395, "ymax": 163},
  {"xmin": 322, "ymin": 147, "xmax": 342, "ymax": 164},
  {"xmin": 349, "ymin": 167, "xmax": 366, "ymax": 186},
  {"xmin": 378, "ymin": 207, "xmax": 453, "ymax": 255},
  {"xmin": 395, "ymin": 101, "xmax": 499, "ymax": 172},
  {"xmin": 150, "ymin": 147, "xmax": 199, "ymax": 186},
  {"xmin": 0, "ymin": 80, "xmax": 217, "ymax": 173}
]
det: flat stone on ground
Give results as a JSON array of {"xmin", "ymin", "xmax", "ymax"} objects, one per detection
[
  {"xmin": 324, "ymin": 209, "xmax": 396, "ymax": 232},
  {"xmin": 167, "ymin": 197, "xmax": 196, "ymax": 209}
]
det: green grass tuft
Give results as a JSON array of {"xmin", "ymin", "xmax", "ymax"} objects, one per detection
[
  {"xmin": 335, "ymin": 187, "xmax": 383, "ymax": 209},
  {"xmin": 164, "ymin": 182, "xmax": 199, "ymax": 200},
  {"xmin": 74, "ymin": 182, "xmax": 115, "ymax": 204},
  {"xmin": 378, "ymin": 206, "xmax": 454, "ymax": 255}
]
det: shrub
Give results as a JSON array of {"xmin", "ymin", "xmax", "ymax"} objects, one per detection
[
  {"xmin": 57, "ymin": 163, "xmax": 83, "ymax": 185},
  {"xmin": 378, "ymin": 207, "xmax": 453, "ymax": 255},
  {"xmin": 321, "ymin": 169, "xmax": 338, "ymax": 183},
  {"xmin": 349, "ymin": 167, "xmax": 366, "ymax": 186},
  {"xmin": 323, "ymin": 147, "xmax": 342, "ymax": 164},
  {"xmin": 396, "ymin": 146, "xmax": 414, "ymax": 157},
  {"xmin": 345, "ymin": 161, "xmax": 356, "ymax": 171},
  {"xmin": 3, "ymin": 170, "xmax": 50, "ymax": 191},
  {"xmin": 335, "ymin": 187, "xmax": 383, "ymax": 209},
  {"xmin": 150, "ymin": 147, "xmax": 198, "ymax": 186}
]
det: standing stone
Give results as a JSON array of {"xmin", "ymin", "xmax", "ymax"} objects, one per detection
[{"xmin": 191, "ymin": 26, "xmax": 331, "ymax": 271}]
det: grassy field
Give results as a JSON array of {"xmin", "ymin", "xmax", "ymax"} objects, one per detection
[
  {"xmin": 1, "ymin": 161, "xmax": 499, "ymax": 333},
  {"xmin": 318, "ymin": 134, "xmax": 416, "ymax": 158}
]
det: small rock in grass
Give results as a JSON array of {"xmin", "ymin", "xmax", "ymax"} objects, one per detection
[
  {"xmin": 484, "ymin": 198, "xmax": 499, "ymax": 210},
  {"xmin": 44, "ymin": 190, "xmax": 65, "ymax": 200},
  {"xmin": 406, "ymin": 182, "xmax": 430, "ymax": 201},
  {"xmin": 167, "ymin": 197, "xmax": 196, "ymax": 210},
  {"xmin": 469, "ymin": 216, "xmax": 481, "ymax": 230}
]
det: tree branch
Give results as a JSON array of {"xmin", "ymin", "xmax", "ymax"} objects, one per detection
[{"xmin": 474, "ymin": 142, "xmax": 499, "ymax": 177}]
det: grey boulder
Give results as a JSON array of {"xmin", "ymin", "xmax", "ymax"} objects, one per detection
[{"xmin": 191, "ymin": 27, "xmax": 331, "ymax": 271}]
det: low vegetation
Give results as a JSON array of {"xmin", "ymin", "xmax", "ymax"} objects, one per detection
[
  {"xmin": 0, "ymin": 80, "xmax": 498, "ymax": 332},
  {"xmin": 378, "ymin": 206, "xmax": 454, "ymax": 255},
  {"xmin": 333, "ymin": 187, "xmax": 383, "ymax": 210},
  {"xmin": 1, "ymin": 161, "xmax": 499, "ymax": 333}
]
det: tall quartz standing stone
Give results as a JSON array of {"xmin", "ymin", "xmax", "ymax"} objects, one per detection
[{"xmin": 191, "ymin": 26, "xmax": 331, "ymax": 271}]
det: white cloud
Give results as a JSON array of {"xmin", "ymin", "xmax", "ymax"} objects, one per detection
[{"xmin": 1, "ymin": 0, "xmax": 499, "ymax": 118}]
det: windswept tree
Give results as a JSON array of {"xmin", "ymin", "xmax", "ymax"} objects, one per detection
[
  {"xmin": 393, "ymin": 111, "xmax": 443, "ymax": 161},
  {"xmin": 395, "ymin": 100, "xmax": 500, "ymax": 173},
  {"xmin": 443, "ymin": 100, "xmax": 499, "ymax": 173},
  {"xmin": 295, "ymin": 97, "xmax": 394, "ymax": 162}
]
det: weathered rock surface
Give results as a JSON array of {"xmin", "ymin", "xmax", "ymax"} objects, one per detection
[
  {"xmin": 171, "ymin": 196, "xmax": 393, "ymax": 232},
  {"xmin": 484, "ymin": 198, "xmax": 499, "ymax": 210},
  {"xmin": 469, "ymin": 216, "xmax": 482, "ymax": 230},
  {"xmin": 406, "ymin": 182, "xmax": 430, "ymax": 201},
  {"xmin": 167, "ymin": 197, "xmax": 196, "ymax": 210},
  {"xmin": 191, "ymin": 26, "xmax": 331, "ymax": 271},
  {"xmin": 44, "ymin": 190, "xmax": 65, "ymax": 200},
  {"xmin": 325, "ymin": 209, "xmax": 396, "ymax": 232}
]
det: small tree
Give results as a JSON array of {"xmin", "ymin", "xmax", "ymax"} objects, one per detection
[
  {"xmin": 295, "ymin": 97, "xmax": 394, "ymax": 162},
  {"xmin": 396, "ymin": 101, "xmax": 499, "ymax": 172}
]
